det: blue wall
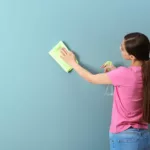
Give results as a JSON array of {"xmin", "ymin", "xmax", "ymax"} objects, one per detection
[{"xmin": 0, "ymin": 0, "xmax": 150, "ymax": 150}]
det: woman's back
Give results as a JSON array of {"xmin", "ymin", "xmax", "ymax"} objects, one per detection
[{"xmin": 107, "ymin": 66, "xmax": 148, "ymax": 133}]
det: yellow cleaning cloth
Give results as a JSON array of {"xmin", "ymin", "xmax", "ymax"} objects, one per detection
[{"xmin": 49, "ymin": 41, "xmax": 74, "ymax": 73}]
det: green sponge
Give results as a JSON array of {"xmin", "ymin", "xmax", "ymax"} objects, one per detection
[{"xmin": 49, "ymin": 41, "xmax": 74, "ymax": 73}]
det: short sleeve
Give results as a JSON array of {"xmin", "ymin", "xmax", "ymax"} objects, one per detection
[{"xmin": 107, "ymin": 67, "xmax": 130, "ymax": 86}]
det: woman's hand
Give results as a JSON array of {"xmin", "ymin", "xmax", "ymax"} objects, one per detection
[
  {"xmin": 101, "ymin": 64, "xmax": 116, "ymax": 72},
  {"xmin": 60, "ymin": 48, "xmax": 76, "ymax": 66}
]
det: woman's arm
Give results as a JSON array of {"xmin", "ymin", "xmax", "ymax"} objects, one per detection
[
  {"xmin": 60, "ymin": 48, "xmax": 112, "ymax": 84},
  {"xmin": 71, "ymin": 62, "xmax": 112, "ymax": 84}
]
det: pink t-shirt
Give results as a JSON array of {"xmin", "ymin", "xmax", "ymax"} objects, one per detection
[{"xmin": 107, "ymin": 66, "xmax": 148, "ymax": 133}]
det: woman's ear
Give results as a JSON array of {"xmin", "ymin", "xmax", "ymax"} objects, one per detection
[{"xmin": 130, "ymin": 55, "xmax": 136, "ymax": 60}]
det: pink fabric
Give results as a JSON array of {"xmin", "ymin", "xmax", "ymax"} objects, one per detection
[{"xmin": 107, "ymin": 66, "xmax": 148, "ymax": 133}]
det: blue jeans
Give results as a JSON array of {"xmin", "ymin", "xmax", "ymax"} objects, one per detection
[{"xmin": 109, "ymin": 127, "xmax": 150, "ymax": 150}]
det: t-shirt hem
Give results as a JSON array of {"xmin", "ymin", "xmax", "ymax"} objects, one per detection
[{"xmin": 109, "ymin": 125, "xmax": 148, "ymax": 134}]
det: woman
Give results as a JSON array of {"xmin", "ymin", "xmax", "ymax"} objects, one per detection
[{"xmin": 60, "ymin": 32, "xmax": 150, "ymax": 150}]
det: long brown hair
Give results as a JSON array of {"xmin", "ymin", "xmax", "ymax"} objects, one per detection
[{"xmin": 124, "ymin": 32, "xmax": 150, "ymax": 123}]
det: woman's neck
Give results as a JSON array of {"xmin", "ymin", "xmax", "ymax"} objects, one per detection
[{"xmin": 131, "ymin": 60, "xmax": 143, "ymax": 67}]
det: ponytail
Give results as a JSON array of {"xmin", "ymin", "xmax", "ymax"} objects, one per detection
[{"xmin": 142, "ymin": 60, "xmax": 150, "ymax": 123}]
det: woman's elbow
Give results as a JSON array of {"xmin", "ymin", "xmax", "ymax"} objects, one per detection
[{"xmin": 86, "ymin": 75, "xmax": 98, "ymax": 84}]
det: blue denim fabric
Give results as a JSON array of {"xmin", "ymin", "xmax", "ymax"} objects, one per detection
[{"xmin": 109, "ymin": 128, "xmax": 150, "ymax": 150}]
